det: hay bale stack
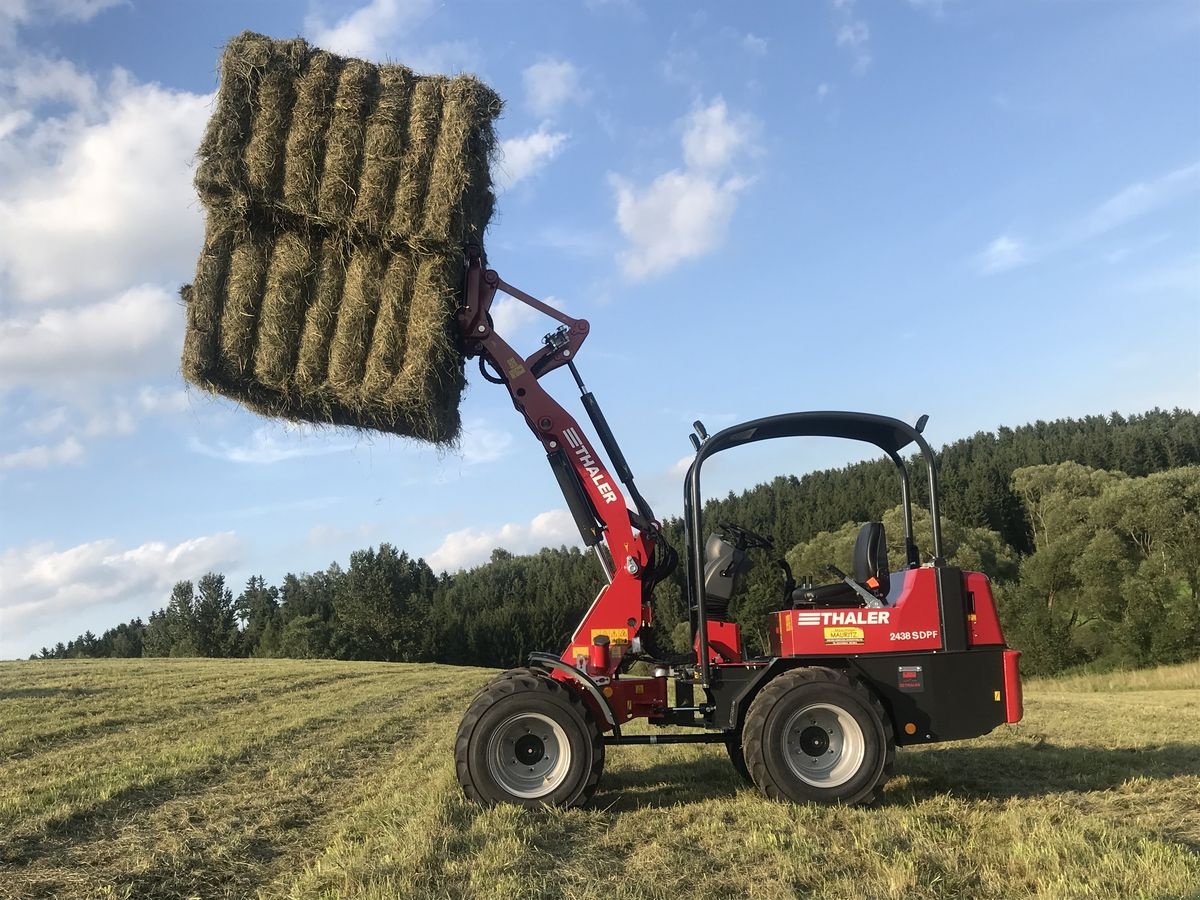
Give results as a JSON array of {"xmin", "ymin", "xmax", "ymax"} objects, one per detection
[{"xmin": 182, "ymin": 31, "xmax": 502, "ymax": 443}]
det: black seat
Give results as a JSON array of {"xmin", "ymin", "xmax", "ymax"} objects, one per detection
[{"xmin": 791, "ymin": 522, "xmax": 890, "ymax": 608}]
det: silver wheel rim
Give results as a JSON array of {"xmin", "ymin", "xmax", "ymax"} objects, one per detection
[
  {"xmin": 781, "ymin": 702, "xmax": 865, "ymax": 788},
  {"xmin": 486, "ymin": 712, "xmax": 572, "ymax": 799}
]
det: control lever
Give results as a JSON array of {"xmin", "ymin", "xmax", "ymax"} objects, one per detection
[{"xmin": 825, "ymin": 565, "xmax": 884, "ymax": 609}]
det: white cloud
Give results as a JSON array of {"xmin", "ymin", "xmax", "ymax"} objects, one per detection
[
  {"xmin": 973, "ymin": 161, "xmax": 1200, "ymax": 275},
  {"xmin": 832, "ymin": 0, "xmax": 871, "ymax": 74},
  {"xmin": 612, "ymin": 170, "xmax": 749, "ymax": 279},
  {"xmin": 22, "ymin": 406, "xmax": 69, "ymax": 435},
  {"xmin": 1075, "ymin": 161, "xmax": 1200, "ymax": 242},
  {"xmin": 611, "ymin": 98, "xmax": 757, "ymax": 280},
  {"xmin": 681, "ymin": 98, "xmax": 755, "ymax": 171},
  {"xmin": 977, "ymin": 235, "xmax": 1027, "ymax": 274},
  {"xmin": 0, "ymin": 436, "xmax": 84, "ymax": 470},
  {"xmin": 0, "ymin": 285, "xmax": 179, "ymax": 388},
  {"xmin": 304, "ymin": 0, "xmax": 469, "ymax": 71},
  {"xmin": 0, "ymin": 70, "xmax": 210, "ymax": 304},
  {"xmin": 0, "ymin": 0, "xmax": 124, "ymax": 46},
  {"xmin": 305, "ymin": 0, "xmax": 432, "ymax": 60},
  {"xmin": 495, "ymin": 126, "xmax": 568, "ymax": 191},
  {"xmin": 523, "ymin": 59, "xmax": 582, "ymax": 118},
  {"xmin": 670, "ymin": 454, "xmax": 694, "ymax": 477},
  {"xmin": 459, "ymin": 419, "xmax": 514, "ymax": 466},
  {"xmin": 488, "ymin": 293, "xmax": 563, "ymax": 339},
  {"xmin": 816, "ymin": 83, "xmax": 833, "ymax": 102},
  {"xmin": 189, "ymin": 426, "xmax": 357, "ymax": 465},
  {"xmin": 741, "ymin": 33, "xmax": 768, "ymax": 56},
  {"xmin": 136, "ymin": 386, "xmax": 190, "ymax": 415},
  {"xmin": 426, "ymin": 508, "xmax": 580, "ymax": 572},
  {"xmin": 0, "ymin": 532, "xmax": 240, "ymax": 650},
  {"xmin": 488, "ymin": 296, "xmax": 540, "ymax": 337}
]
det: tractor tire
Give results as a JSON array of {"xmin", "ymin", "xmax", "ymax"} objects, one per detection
[
  {"xmin": 455, "ymin": 671, "xmax": 604, "ymax": 808},
  {"xmin": 725, "ymin": 730, "xmax": 753, "ymax": 785},
  {"xmin": 742, "ymin": 666, "xmax": 894, "ymax": 806}
]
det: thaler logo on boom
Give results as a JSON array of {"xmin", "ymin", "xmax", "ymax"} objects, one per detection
[{"xmin": 563, "ymin": 428, "xmax": 619, "ymax": 504}]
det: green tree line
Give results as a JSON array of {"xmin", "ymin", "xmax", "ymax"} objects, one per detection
[{"xmin": 35, "ymin": 408, "xmax": 1200, "ymax": 675}]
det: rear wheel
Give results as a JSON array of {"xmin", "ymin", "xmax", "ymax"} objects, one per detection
[
  {"xmin": 743, "ymin": 666, "xmax": 893, "ymax": 806},
  {"xmin": 455, "ymin": 671, "xmax": 604, "ymax": 808}
]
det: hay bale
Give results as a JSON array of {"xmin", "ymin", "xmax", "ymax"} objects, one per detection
[
  {"xmin": 280, "ymin": 51, "xmax": 342, "ymax": 217},
  {"xmin": 182, "ymin": 31, "xmax": 502, "ymax": 444}
]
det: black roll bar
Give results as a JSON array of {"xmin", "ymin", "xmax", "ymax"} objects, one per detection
[{"xmin": 684, "ymin": 411, "xmax": 944, "ymax": 687}]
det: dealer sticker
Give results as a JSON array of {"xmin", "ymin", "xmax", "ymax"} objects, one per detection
[{"xmin": 823, "ymin": 626, "xmax": 864, "ymax": 645}]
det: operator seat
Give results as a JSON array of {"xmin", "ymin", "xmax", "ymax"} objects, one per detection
[
  {"xmin": 790, "ymin": 522, "xmax": 891, "ymax": 609},
  {"xmin": 703, "ymin": 533, "xmax": 749, "ymax": 622}
]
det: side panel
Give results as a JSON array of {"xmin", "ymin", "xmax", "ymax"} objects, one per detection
[
  {"xmin": 770, "ymin": 568, "xmax": 942, "ymax": 656},
  {"xmin": 851, "ymin": 649, "xmax": 1010, "ymax": 744},
  {"xmin": 698, "ymin": 621, "xmax": 743, "ymax": 664}
]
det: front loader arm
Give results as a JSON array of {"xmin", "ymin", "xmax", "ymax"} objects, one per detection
[{"xmin": 457, "ymin": 252, "xmax": 659, "ymax": 679}]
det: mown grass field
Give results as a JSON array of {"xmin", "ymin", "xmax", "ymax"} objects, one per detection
[{"xmin": 1, "ymin": 658, "xmax": 1197, "ymax": 900}]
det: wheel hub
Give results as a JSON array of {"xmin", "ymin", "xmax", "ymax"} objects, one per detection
[
  {"xmin": 798, "ymin": 724, "xmax": 830, "ymax": 756},
  {"xmin": 486, "ymin": 711, "xmax": 572, "ymax": 799},
  {"xmin": 514, "ymin": 733, "xmax": 546, "ymax": 765},
  {"xmin": 781, "ymin": 702, "xmax": 867, "ymax": 788}
]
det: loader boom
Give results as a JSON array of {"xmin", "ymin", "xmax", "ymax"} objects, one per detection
[{"xmin": 457, "ymin": 251, "xmax": 659, "ymax": 678}]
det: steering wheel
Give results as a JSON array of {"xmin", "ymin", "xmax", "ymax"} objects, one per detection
[{"xmin": 717, "ymin": 521, "xmax": 775, "ymax": 551}]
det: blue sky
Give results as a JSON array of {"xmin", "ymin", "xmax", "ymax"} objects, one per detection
[{"xmin": 0, "ymin": 0, "xmax": 1197, "ymax": 659}]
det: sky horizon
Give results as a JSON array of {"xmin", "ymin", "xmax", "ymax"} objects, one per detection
[{"xmin": 1, "ymin": 0, "xmax": 1198, "ymax": 659}]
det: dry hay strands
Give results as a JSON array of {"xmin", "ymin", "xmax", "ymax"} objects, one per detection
[
  {"xmin": 295, "ymin": 235, "xmax": 350, "ymax": 392},
  {"xmin": 316, "ymin": 60, "xmax": 380, "ymax": 223},
  {"xmin": 387, "ymin": 78, "xmax": 446, "ymax": 239},
  {"xmin": 217, "ymin": 231, "xmax": 272, "ymax": 380},
  {"xmin": 281, "ymin": 50, "xmax": 344, "ymax": 218},
  {"xmin": 360, "ymin": 249, "xmax": 418, "ymax": 400},
  {"xmin": 327, "ymin": 243, "xmax": 389, "ymax": 398},
  {"xmin": 242, "ymin": 37, "xmax": 308, "ymax": 207},
  {"xmin": 381, "ymin": 253, "xmax": 464, "ymax": 442},
  {"xmin": 253, "ymin": 230, "xmax": 318, "ymax": 391},
  {"xmin": 181, "ymin": 223, "xmax": 237, "ymax": 388},
  {"xmin": 195, "ymin": 32, "xmax": 299, "ymax": 212},
  {"xmin": 419, "ymin": 77, "xmax": 502, "ymax": 245},
  {"xmin": 352, "ymin": 65, "xmax": 416, "ymax": 235}
]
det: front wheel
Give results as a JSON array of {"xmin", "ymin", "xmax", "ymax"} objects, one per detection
[
  {"xmin": 455, "ymin": 671, "xmax": 604, "ymax": 808},
  {"xmin": 742, "ymin": 667, "xmax": 894, "ymax": 806}
]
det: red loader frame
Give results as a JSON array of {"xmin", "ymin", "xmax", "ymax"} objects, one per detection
[{"xmin": 455, "ymin": 250, "xmax": 1023, "ymax": 807}]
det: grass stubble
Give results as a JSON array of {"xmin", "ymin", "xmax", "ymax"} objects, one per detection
[{"xmin": 0, "ymin": 659, "xmax": 1196, "ymax": 900}]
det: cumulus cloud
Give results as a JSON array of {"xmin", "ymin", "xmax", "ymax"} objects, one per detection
[
  {"xmin": 0, "ymin": 285, "xmax": 179, "ymax": 388},
  {"xmin": 523, "ymin": 59, "xmax": 583, "ymax": 118},
  {"xmin": 426, "ymin": 508, "xmax": 580, "ymax": 572},
  {"xmin": 611, "ymin": 98, "xmax": 758, "ymax": 280},
  {"xmin": 305, "ymin": 0, "xmax": 469, "ymax": 71},
  {"xmin": 0, "ymin": 71, "xmax": 210, "ymax": 304},
  {"xmin": 0, "ymin": 47, "xmax": 221, "ymax": 460},
  {"xmin": 832, "ymin": 0, "xmax": 871, "ymax": 74},
  {"xmin": 0, "ymin": 532, "xmax": 240, "ymax": 645},
  {"xmin": 306, "ymin": 0, "xmax": 432, "ymax": 59},
  {"xmin": 0, "ymin": 436, "xmax": 84, "ymax": 470},
  {"xmin": 189, "ymin": 426, "xmax": 356, "ymax": 465},
  {"xmin": 488, "ymin": 293, "xmax": 563, "ymax": 339},
  {"xmin": 976, "ymin": 235, "xmax": 1027, "ymax": 274},
  {"xmin": 495, "ymin": 126, "xmax": 568, "ymax": 191},
  {"xmin": 0, "ymin": 0, "xmax": 124, "ymax": 46},
  {"xmin": 458, "ymin": 419, "xmax": 514, "ymax": 466},
  {"xmin": 741, "ymin": 33, "xmax": 768, "ymax": 56}
]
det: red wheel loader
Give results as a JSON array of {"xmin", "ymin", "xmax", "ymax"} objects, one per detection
[{"xmin": 453, "ymin": 250, "xmax": 1023, "ymax": 807}]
